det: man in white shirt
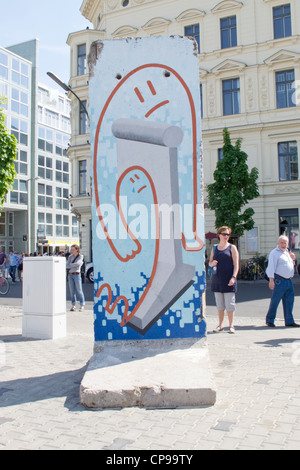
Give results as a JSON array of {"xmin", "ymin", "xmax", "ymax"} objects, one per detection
[{"xmin": 266, "ymin": 235, "xmax": 299, "ymax": 328}]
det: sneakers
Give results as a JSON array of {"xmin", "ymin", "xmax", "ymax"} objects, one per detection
[{"xmin": 70, "ymin": 305, "xmax": 85, "ymax": 312}]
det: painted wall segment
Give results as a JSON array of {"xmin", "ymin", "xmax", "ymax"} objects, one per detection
[{"xmin": 89, "ymin": 36, "xmax": 206, "ymax": 341}]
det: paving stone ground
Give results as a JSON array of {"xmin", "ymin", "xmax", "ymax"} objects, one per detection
[{"xmin": 0, "ymin": 292, "xmax": 300, "ymax": 450}]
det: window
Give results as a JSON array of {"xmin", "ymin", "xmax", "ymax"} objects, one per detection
[
  {"xmin": 55, "ymin": 133, "xmax": 69, "ymax": 156},
  {"xmin": 278, "ymin": 141, "xmax": 298, "ymax": 181},
  {"xmin": 38, "ymin": 127, "xmax": 53, "ymax": 152},
  {"xmin": 222, "ymin": 78, "xmax": 240, "ymax": 115},
  {"xmin": 11, "ymin": 59, "xmax": 29, "ymax": 88},
  {"xmin": 38, "ymin": 183, "xmax": 53, "ymax": 208},
  {"xmin": 273, "ymin": 4, "xmax": 292, "ymax": 39},
  {"xmin": 11, "ymin": 88, "xmax": 28, "ymax": 117},
  {"xmin": 79, "ymin": 160, "xmax": 87, "ymax": 195},
  {"xmin": 45, "ymin": 109, "xmax": 59, "ymax": 128},
  {"xmin": 11, "ymin": 118, "xmax": 28, "ymax": 146},
  {"xmin": 77, "ymin": 44, "xmax": 86, "ymax": 76},
  {"xmin": 0, "ymin": 213, "xmax": 5, "ymax": 237},
  {"xmin": 276, "ymin": 69, "xmax": 295, "ymax": 109},
  {"xmin": 72, "ymin": 216, "xmax": 79, "ymax": 237},
  {"xmin": 38, "ymin": 155, "xmax": 53, "ymax": 180},
  {"xmin": 55, "ymin": 134, "xmax": 63, "ymax": 156},
  {"xmin": 56, "ymin": 160, "xmax": 69, "ymax": 184},
  {"xmin": 56, "ymin": 214, "xmax": 69, "ymax": 237},
  {"xmin": 38, "ymin": 213, "xmax": 53, "ymax": 237},
  {"xmin": 220, "ymin": 16, "xmax": 237, "ymax": 49},
  {"xmin": 0, "ymin": 52, "xmax": 8, "ymax": 80},
  {"xmin": 184, "ymin": 24, "xmax": 200, "ymax": 52},
  {"xmin": 38, "ymin": 86, "xmax": 49, "ymax": 103},
  {"xmin": 8, "ymin": 213, "xmax": 13, "ymax": 237},
  {"xmin": 10, "ymin": 179, "xmax": 28, "ymax": 205},
  {"xmin": 14, "ymin": 149, "xmax": 28, "ymax": 176},
  {"xmin": 55, "ymin": 187, "xmax": 69, "ymax": 210},
  {"xmin": 61, "ymin": 116, "xmax": 71, "ymax": 133},
  {"xmin": 247, "ymin": 227, "xmax": 259, "ymax": 253},
  {"xmin": 279, "ymin": 209, "xmax": 299, "ymax": 250},
  {"xmin": 79, "ymin": 100, "xmax": 88, "ymax": 134}
]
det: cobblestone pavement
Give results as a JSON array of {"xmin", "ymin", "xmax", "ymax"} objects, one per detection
[{"xmin": 0, "ymin": 298, "xmax": 300, "ymax": 450}]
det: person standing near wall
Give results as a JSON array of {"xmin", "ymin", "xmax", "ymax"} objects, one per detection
[
  {"xmin": 66, "ymin": 244, "xmax": 85, "ymax": 312},
  {"xmin": 266, "ymin": 235, "xmax": 299, "ymax": 328},
  {"xmin": 209, "ymin": 226, "xmax": 239, "ymax": 334}
]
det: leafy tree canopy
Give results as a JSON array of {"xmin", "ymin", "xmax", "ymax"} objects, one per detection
[
  {"xmin": 207, "ymin": 128, "xmax": 259, "ymax": 237},
  {"xmin": 0, "ymin": 102, "xmax": 17, "ymax": 213}
]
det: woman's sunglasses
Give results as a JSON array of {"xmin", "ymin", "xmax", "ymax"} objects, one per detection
[{"xmin": 220, "ymin": 233, "xmax": 230, "ymax": 237}]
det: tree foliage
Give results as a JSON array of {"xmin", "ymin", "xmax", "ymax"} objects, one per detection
[
  {"xmin": 0, "ymin": 105, "xmax": 17, "ymax": 212},
  {"xmin": 207, "ymin": 128, "xmax": 259, "ymax": 236}
]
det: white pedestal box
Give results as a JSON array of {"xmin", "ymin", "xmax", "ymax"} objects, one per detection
[{"xmin": 22, "ymin": 257, "xmax": 67, "ymax": 340}]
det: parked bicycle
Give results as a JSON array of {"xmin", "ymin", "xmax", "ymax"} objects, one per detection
[
  {"xmin": 241, "ymin": 256, "xmax": 267, "ymax": 281},
  {"xmin": 0, "ymin": 272, "xmax": 10, "ymax": 295}
]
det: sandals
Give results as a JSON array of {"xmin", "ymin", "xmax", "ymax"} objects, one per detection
[
  {"xmin": 213, "ymin": 325, "xmax": 236, "ymax": 334},
  {"xmin": 213, "ymin": 326, "xmax": 224, "ymax": 333}
]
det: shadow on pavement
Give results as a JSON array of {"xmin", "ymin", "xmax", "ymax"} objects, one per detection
[{"xmin": 0, "ymin": 366, "xmax": 89, "ymax": 412}]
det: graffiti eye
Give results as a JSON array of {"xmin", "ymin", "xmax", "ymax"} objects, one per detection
[
  {"xmin": 164, "ymin": 71, "xmax": 171, "ymax": 78},
  {"xmin": 116, "ymin": 73, "xmax": 122, "ymax": 80}
]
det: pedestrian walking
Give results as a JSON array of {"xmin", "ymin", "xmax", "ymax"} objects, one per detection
[
  {"xmin": 209, "ymin": 226, "xmax": 239, "ymax": 334},
  {"xmin": 66, "ymin": 244, "xmax": 85, "ymax": 312},
  {"xmin": 265, "ymin": 235, "xmax": 300, "ymax": 328},
  {"xmin": 8, "ymin": 251, "xmax": 19, "ymax": 283}
]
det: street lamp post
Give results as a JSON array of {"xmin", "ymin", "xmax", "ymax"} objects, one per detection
[
  {"xmin": 47, "ymin": 72, "xmax": 89, "ymax": 121},
  {"xmin": 26, "ymin": 177, "xmax": 40, "ymax": 254}
]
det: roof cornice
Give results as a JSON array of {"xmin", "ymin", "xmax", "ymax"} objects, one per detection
[{"xmin": 80, "ymin": 0, "xmax": 99, "ymax": 21}]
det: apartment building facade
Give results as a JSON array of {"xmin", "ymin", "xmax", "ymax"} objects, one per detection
[
  {"xmin": 36, "ymin": 83, "xmax": 79, "ymax": 254},
  {"xmin": 0, "ymin": 40, "xmax": 79, "ymax": 255},
  {"xmin": 67, "ymin": 0, "xmax": 300, "ymax": 262}
]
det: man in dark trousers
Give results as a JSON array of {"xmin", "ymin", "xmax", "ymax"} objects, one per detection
[{"xmin": 266, "ymin": 235, "xmax": 300, "ymax": 328}]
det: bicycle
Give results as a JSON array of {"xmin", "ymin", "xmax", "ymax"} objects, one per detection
[
  {"xmin": 248, "ymin": 260, "xmax": 265, "ymax": 280},
  {"xmin": 0, "ymin": 271, "xmax": 10, "ymax": 295},
  {"xmin": 242, "ymin": 256, "xmax": 267, "ymax": 281}
]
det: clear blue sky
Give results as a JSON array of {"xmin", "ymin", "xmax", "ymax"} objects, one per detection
[{"xmin": 1, "ymin": 0, "xmax": 90, "ymax": 87}]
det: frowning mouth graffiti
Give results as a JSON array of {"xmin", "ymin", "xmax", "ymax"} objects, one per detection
[{"xmin": 134, "ymin": 79, "xmax": 171, "ymax": 118}]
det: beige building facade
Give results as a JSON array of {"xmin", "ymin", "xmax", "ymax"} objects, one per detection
[{"xmin": 67, "ymin": 0, "xmax": 300, "ymax": 263}]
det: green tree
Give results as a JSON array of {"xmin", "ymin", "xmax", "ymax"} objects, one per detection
[
  {"xmin": 0, "ymin": 103, "xmax": 17, "ymax": 213},
  {"xmin": 207, "ymin": 128, "xmax": 259, "ymax": 236}
]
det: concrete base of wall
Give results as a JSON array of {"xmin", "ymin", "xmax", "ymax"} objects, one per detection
[{"xmin": 80, "ymin": 338, "xmax": 216, "ymax": 409}]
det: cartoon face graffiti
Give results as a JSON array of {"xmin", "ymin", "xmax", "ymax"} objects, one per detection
[{"xmin": 89, "ymin": 37, "xmax": 206, "ymax": 341}]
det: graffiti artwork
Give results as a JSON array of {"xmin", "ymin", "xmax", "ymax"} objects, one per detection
[{"xmin": 89, "ymin": 36, "xmax": 206, "ymax": 341}]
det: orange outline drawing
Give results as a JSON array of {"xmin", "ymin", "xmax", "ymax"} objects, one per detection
[
  {"xmin": 93, "ymin": 63, "xmax": 204, "ymax": 256},
  {"xmin": 96, "ymin": 166, "xmax": 160, "ymax": 327}
]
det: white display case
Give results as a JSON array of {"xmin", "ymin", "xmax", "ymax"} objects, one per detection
[{"xmin": 22, "ymin": 257, "xmax": 67, "ymax": 339}]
